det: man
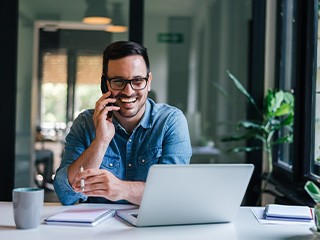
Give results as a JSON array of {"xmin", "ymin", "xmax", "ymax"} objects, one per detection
[{"xmin": 54, "ymin": 41, "xmax": 192, "ymax": 205}]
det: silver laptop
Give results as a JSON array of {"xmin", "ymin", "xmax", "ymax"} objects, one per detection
[{"xmin": 116, "ymin": 164, "xmax": 254, "ymax": 227}]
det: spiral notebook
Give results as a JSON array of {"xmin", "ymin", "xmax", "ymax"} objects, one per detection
[{"xmin": 45, "ymin": 206, "xmax": 116, "ymax": 227}]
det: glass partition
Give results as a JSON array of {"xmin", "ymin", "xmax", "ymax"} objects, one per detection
[
  {"xmin": 144, "ymin": 0, "xmax": 252, "ymax": 163},
  {"xmin": 16, "ymin": 0, "xmax": 129, "ymax": 195}
]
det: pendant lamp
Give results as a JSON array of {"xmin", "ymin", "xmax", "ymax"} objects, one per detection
[{"xmin": 83, "ymin": 0, "xmax": 112, "ymax": 25}]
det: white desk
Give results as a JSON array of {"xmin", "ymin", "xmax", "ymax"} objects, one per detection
[{"xmin": 0, "ymin": 202, "xmax": 315, "ymax": 240}]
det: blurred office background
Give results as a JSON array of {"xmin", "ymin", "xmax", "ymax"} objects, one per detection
[
  {"xmin": 1, "ymin": 0, "xmax": 318, "ymax": 206},
  {"xmin": 15, "ymin": 0, "xmax": 251, "ymax": 201}
]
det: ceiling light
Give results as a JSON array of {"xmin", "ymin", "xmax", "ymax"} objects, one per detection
[{"xmin": 83, "ymin": 0, "xmax": 112, "ymax": 25}]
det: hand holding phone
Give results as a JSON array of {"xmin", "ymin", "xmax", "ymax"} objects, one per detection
[
  {"xmin": 101, "ymin": 75, "xmax": 118, "ymax": 118},
  {"xmin": 106, "ymin": 97, "xmax": 114, "ymax": 118},
  {"xmin": 93, "ymin": 89, "xmax": 119, "ymax": 144}
]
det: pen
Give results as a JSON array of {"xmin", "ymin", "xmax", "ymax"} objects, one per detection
[{"xmin": 80, "ymin": 166, "xmax": 85, "ymax": 192}]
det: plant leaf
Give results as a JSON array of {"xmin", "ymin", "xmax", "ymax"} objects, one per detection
[
  {"xmin": 226, "ymin": 70, "xmax": 262, "ymax": 116},
  {"xmin": 281, "ymin": 114, "xmax": 294, "ymax": 126},
  {"xmin": 237, "ymin": 121, "xmax": 265, "ymax": 130},
  {"xmin": 273, "ymin": 103, "xmax": 291, "ymax": 117},
  {"xmin": 229, "ymin": 146, "xmax": 262, "ymax": 153},
  {"xmin": 274, "ymin": 90, "xmax": 285, "ymax": 111},
  {"xmin": 304, "ymin": 181, "xmax": 320, "ymax": 203},
  {"xmin": 271, "ymin": 135, "xmax": 293, "ymax": 145},
  {"xmin": 221, "ymin": 131, "xmax": 266, "ymax": 143},
  {"xmin": 283, "ymin": 91, "xmax": 294, "ymax": 106}
]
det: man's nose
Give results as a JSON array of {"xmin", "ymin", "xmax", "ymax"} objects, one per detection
[{"xmin": 121, "ymin": 81, "xmax": 135, "ymax": 95}]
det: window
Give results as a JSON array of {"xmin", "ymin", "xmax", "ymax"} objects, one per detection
[
  {"xmin": 74, "ymin": 54, "xmax": 102, "ymax": 118},
  {"xmin": 41, "ymin": 51, "xmax": 68, "ymax": 129},
  {"xmin": 37, "ymin": 27, "xmax": 113, "ymax": 135},
  {"xmin": 311, "ymin": 1, "xmax": 320, "ymax": 177},
  {"xmin": 272, "ymin": 0, "xmax": 318, "ymax": 205},
  {"xmin": 35, "ymin": 27, "xmax": 115, "ymax": 184},
  {"xmin": 273, "ymin": 0, "xmax": 297, "ymax": 171},
  {"xmin": 40, "ymin": 51, "xmax": 102, "ymax": 133}
]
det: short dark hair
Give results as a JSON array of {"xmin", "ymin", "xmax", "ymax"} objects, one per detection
[{"xmin": 102, "ymin": 41, "xmax": 150, "ymax": 75}]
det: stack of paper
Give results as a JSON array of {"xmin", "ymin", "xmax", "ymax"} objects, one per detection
[
  {"xmin": 263, "ymin": 204, "xmax": 312, "ymax": 222},
  {"xmin": 45, "ymin": 207, "xmax": 116, "ymax": 227}
]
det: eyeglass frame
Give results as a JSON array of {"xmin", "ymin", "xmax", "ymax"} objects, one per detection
[{"xmin": 103, "ymin": 73, "xmax": 150, "ymax": 91}]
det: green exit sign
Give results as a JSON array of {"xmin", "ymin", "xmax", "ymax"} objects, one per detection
[{"xmin": 158, "ymin": 33, "xmax": 184, "ymax": 44}]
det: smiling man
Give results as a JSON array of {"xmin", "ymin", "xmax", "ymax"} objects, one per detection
[{"xmin": 54, "ymin": 41, "xmax": 192, "ymax": 205}]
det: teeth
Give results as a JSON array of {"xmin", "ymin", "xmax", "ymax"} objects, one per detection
[{"xmin": 120, "ymin": 98, "xmax": 136, "ymax": 103}]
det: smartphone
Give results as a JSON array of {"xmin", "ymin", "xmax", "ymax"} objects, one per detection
[{"xmin": 101, "ymin": 75, "xmax": 114, "ymax": 118}]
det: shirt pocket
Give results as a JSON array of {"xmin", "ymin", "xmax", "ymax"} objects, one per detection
[
  {"xmin": 101, "ymin": 152, "xmax": 120, "ymax": 175},
  {"xmin": 138, "ymin": 147, "xmax": 162, "ymax": 169}
]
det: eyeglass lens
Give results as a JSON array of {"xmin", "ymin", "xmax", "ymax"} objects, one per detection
[{"xmin": 110, "ymin": 78, "xmax": 147, "ymax": 90}]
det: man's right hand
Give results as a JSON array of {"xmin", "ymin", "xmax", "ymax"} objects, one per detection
[
  {"xmin": 93, "ymin": 92, "xmax": 120, "ymax": 144},
  {"xmin": 72, "ymin": 168, "xmax": 145, "ymax": 205},
  {"xmin": 68, "ymin": 93, "xmax": 120, "ymax": 187}
]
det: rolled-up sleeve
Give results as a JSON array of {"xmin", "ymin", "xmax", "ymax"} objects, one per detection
[
  {"xmin": 53, "ymin": 164, "xmax": 87, "ymax": 205},
  {"xmin": 53, "ymin": 113, "xmax": 93, "ymax": 205}
]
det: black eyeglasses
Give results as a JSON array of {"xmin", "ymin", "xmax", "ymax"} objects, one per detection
[{"xmin": 106, "ymin": 74, "xmax": 149, "ymax": 91}]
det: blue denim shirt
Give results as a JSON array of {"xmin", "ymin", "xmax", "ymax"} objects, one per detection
[{"xmin": 54, "ymin": 99, "xmax": 192, "ymax": 205}]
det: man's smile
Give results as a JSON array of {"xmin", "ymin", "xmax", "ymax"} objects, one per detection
[{"xmin": 119, "ymin": 97, "xmax": 137, "ymax": 103}]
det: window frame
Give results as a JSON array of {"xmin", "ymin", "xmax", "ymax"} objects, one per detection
[
  {"xmin": 303, "ymin": 0, "xmax": 318, "ymax": 181},
  {"xmin": 272, "ymin": 0, "xmax": 318, "ymax": 193}
]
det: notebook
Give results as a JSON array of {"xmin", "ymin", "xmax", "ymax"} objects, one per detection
[
  {"xmin": 45, "ymin": 206, "xmax": 116, "ymax": 227},
  {"xmin": 263, "ymin": 204, "xmax": 313, "ymax": 222},
  {"xmin": 116, "ymin": 163, "xmax": 254, "ymax": 227}
]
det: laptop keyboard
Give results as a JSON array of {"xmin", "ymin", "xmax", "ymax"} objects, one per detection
[{"xmin": 131, "ymin": 214, "xmax": 138, "ymax": 218}]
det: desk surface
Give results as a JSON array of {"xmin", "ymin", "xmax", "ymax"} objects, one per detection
[{"xmin": 0, "ymin": 202, "xmax": 315, "ymax": 240}]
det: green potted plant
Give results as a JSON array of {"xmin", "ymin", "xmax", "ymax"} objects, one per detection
[
  {"xmin": 221, "ymin": 71, "xmax": 294, "ymax": 196},
  {"xmin": 305, "ymin": 181, "xmax": 320, "ymax": 231}
]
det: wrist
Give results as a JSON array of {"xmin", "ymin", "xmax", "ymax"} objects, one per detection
[
  {"xmin": 121, "ymin": 181, "xmax": 144, "ymax": 205},
  {"xmin": 92, "ymin": 138, "xmax": 110, "ymax": 150}
]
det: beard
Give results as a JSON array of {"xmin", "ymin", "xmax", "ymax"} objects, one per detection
[{"xmin": 114, "ymin": 93, "xmax": 147, "ymax": 119}]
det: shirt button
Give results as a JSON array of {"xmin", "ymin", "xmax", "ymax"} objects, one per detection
[
  {"xmin": 109, "ymin": 163, "xmax": 113, "ymax": 167},
  {"xmin": 128, "ymin": 163, "xmax": 132, "ymax": 167},
  {"xmin": 141, "ymin": 159, "xmax": 145, "ymax": 163},
  {"xmin": 129, "ymin": 139, "xmax": 132, "ymax": 142}
]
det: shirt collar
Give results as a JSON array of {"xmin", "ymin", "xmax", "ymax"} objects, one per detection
[{"xmin": 139, "ymin": 99, "xmax": 152, "ymax": 129}]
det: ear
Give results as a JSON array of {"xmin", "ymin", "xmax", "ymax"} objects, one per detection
[{"xmin": 147, "ymin": 72, "xmax": 152, "ymax": 92}]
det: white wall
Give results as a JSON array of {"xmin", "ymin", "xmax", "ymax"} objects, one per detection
[
  {"xmin": 143, "ymin": 16, "xmax": 169, "ymax": 103},
  {"xmin": 188, "ymin": 0, "xmax": 252, "ymax": 162}
]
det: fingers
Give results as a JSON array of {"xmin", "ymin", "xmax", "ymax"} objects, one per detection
[
  {"xmin": 94, "ymin": 92, "xmax": 114, "ymax": 115},
  {"xmin": 72, "ymin": 169, "xmax": 107, "ymax": 189},
  {"xmin": 93, "ymin": 92, "xmax": 120, "ymax": 121},
  {"xmin": 79, "ymin": 183, "xmax": 106, "ymax": 195},
  {"xmin": 96, "ymin": 92, "xmax": 116, "ymax": 110},
  {"xmin": 72, "ymin": 169, "xmax": 120, "ymax": 201},
  {"xmin": 73, "ymin": 169, "xmax": 101, "ymax": 183}
]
